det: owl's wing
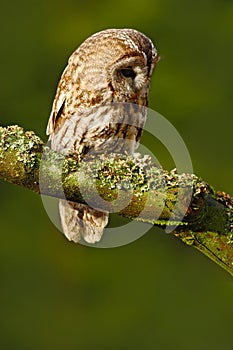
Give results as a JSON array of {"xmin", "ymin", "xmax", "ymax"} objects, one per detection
[{"xmin": 46, "ymin": 65, "xmax": 72, "ymax": 135}]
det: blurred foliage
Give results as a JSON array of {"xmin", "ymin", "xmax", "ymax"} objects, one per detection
[{"xmin": 0, "ymin": 0, "xmax": 233, "ymax": 349}]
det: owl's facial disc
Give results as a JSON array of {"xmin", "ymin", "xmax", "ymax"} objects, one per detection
[
  {"xmin": 120, "ymin": 65, "xmax": 147, "ymax": 91},
  {"xmin": 109, "ymin": 55, "xmax": 150, "ymax": 102}
]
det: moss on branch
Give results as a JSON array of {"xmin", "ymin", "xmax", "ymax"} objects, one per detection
[{"xmin": 0, "ymin": 125, "xmax": 233, "ymax": 276}]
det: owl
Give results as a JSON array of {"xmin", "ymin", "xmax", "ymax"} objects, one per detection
[{"xmin": 47, "ymin": 28, "xmax": 159, "ymax": 244}]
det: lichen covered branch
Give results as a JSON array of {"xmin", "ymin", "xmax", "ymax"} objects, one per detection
[{"xmin": 0, "ymin": 125, "xmax": 233, "ymax": 276}]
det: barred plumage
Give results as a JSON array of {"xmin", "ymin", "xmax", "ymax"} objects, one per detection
[{"xmin": 47, "ymin": 28, "xmax": 159, "ymax": 243}]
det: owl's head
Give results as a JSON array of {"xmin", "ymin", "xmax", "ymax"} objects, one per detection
[{"xmin": 70, "ymin": 28, "xmax": 159, "ymax": 105}]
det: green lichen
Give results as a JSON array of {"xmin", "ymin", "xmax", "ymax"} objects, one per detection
[{"xmin": 0, "ymin": 125, "xmax": 44, "ymax": 190}]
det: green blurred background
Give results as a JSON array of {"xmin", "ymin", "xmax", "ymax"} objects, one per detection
[{"xmin": 1, "ymin": 0, "xmax": 233, "ymax": 349}]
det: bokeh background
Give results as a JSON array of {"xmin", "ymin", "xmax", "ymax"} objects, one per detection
[{"xmin": 1, "ymin": 0, "xmax": 233, "ymax": 349}]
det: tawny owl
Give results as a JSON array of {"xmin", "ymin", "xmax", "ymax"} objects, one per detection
[{"xmin": 47, "ymin": 28, "xmax": 159, "ymax": 244}]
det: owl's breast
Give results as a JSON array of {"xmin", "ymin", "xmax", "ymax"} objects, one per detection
[{"xmin": 50, "ymin": 103, "xmax": 147, "ymax": 156}]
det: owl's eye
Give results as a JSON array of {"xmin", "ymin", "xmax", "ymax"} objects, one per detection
[{"xmin": 121, "ymin": 68, "xmax": 136, "ymax": 79}]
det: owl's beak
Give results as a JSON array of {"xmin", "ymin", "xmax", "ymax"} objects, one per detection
[{"xmin": 148, "ymin": 54, "xmax": 160, "ymax": 77}]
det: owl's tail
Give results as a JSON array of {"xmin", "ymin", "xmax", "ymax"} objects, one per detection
[{"xmin": 59, "ymin": 199, "xmax": 109, "ymax": 244}]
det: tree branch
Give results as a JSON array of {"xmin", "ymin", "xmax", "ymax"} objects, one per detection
[{"xmin": 0, "ymin": 125, "xmax": 232, "ymax": 276}]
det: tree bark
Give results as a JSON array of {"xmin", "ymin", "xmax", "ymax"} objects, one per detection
[{"xmin": 0, "ymin": 125, "xmax": 232, "ymax": 276}]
